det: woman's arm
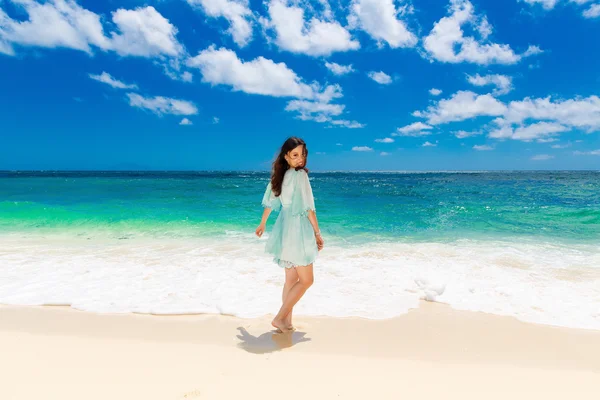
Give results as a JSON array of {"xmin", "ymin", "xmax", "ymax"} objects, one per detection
[
  {"xmin": 260, "ymin": 207, "xmax": 272, "ymax": 226},
  {"xmin": 308, "ymin": 210, "xmax": 324, "ymax": 250},
  {"xmin": 256, "ymin": 208, "xmax": 272, "ymax": 237},
  {"xmin": 307, "ymin": 209, "xmax": 319, "ymax": 234}
]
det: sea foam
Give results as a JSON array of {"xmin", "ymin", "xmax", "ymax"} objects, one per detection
[{"xmin": 0, "ymin": 233, "xmax": 598, "ymax": 330}]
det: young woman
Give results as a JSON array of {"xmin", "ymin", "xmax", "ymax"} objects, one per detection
[{"xmin": 255, "ymin": 137, "xmax": 324, "ymax": 333}]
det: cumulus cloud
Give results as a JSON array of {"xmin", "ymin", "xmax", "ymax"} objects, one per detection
[
  {"xmin": 583, "ymin": 4, "xmax": 600, "ymax": 18},
  {"xmin": 89, "ymin": 72, "xmax": 137, "ymax": 89},
  {"xmin": 0, "ymin": 0, "xmax": 110, "ymax": 55},
  {"xmin": 375, "ymin": 137, "xmax": 394, "ymax": 143},
  {"xmin": 179, "ymin": 118, "xmax": 193, "ymax": 125},
  {"xmin": 414, "ymin": 89, "xmax": 600, "ymax": 142},
  {"xmin": 187, "ymin": 46, "xmax": 325, "ymax": 98},
  {"xmin": 262, "ymin": 0, "xmax": 359, "ymax": 56},
  {"xmin": 330, "ymin": 119, "xmax": 365, "ymax": 128},
  {"xmin": 126, "ymin": 93, "xmax": 198, "ymax": 115},
  {"xmin": 186, "ymin": 46, "xmax": 362, "ymax": 127},
  {"xmin": 429, "ymin": 88, "xmax": 443, "ymax": 96},
  {"xmin": 522, "ymin": 0, "xmax": 600, "ymax": 18},
  {"xmin": 0, "ymin": 2, "xmax": 184, "ymax": 59},
  {"xmin": 414, "ymin": 91, "xmax": 507, "ymax": 125},
  {"xmin": 367, "ymin": 71, "xmax": 392, "ymax": 84},
  {"xmin": 423, "ymin": 0, "xmax": 539, "ymax": 65},
  {"xmin": 352, "ymin": 146, "xmax": 373, "ymax": 151},
  {"xmin": 325, "ymin": 62, "xmax": 355, "ymax": 75},
  {"xmin": 551, "ymin": 142, "xmax": 572, "ymax": 148},
  {"xmin": 380, "ymin": 151, "xmax": 391, "ymax": 156},
  {"xmin": 454, "ymin": 130, "xmax": 482, "ymax": 138},
  {"xmin": 573, "ymin": 149, "xmax": 600, "ymax": 155},
  {"xmin": 348, "ymin": 0, "xmax": 417, "ymax": 48},
  {"xmin": 110, "ymin": 6, "xmax": 184, "ymax": 57},
  {"xmin": 185, "ymin": 0, "xmax": 253, "ymax": 47},
  {"xmin": 394, "ymin": 121, "xmax": 434, "ymax": 136},
  {"xmin": 422, "ymin": 141, "xmax": 438, "ymax": 147},
  {"xmin": 473, "ymin": 144, "xmax": 494, "ymax": 150},
  {"xmin": 531, "ymin": 154, "xmax": 554, "ymax": 160},
  {"xmin": 285, "ymin": 100, "xmax": 344, "ymax": 121},
  {"xmin": 522, "ymin": 0, "xmax": 559, "ymax": 9},
  {"xmin": 504, "ymin": 95, "xmax": 600, "ymax": 131},
  {"xmin": 466, "ymin": 73, "xmax": 513, "ymax": 95}
]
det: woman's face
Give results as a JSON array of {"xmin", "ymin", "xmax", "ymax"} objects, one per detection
[{"xmin": 285, "ymin": 145, "xmax": 305, "ymax": 168}]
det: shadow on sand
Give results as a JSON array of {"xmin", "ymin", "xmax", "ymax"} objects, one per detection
[{"xmin": 236, "ymin": 327, "xmax": 311, "ymax": 354}]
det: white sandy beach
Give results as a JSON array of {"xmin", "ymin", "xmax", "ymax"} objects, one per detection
[{"xmin": 1, "ymin": 301, "xmax": 599, "ymax": 400}]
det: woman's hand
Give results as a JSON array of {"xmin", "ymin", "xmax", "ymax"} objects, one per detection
[
  {"xmin": 316, "ymin": 234, "xmax": 324, "ymax": 251},
  {"xmin": 255, "ymin": 224, "xmax": 266, "ymax": 238}
]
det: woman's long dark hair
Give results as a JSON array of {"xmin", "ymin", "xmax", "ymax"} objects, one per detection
[{"xmin": 270, "ymin": 137, "xmax": 309, "ymax": 196}]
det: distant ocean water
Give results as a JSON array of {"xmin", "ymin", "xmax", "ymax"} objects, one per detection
[{"xmin": 1, "ymin": 171, "xmax": 599, "ymax": 329}]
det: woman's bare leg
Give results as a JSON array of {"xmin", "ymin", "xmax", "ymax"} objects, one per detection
[
  {"xmin": 283, "ymin": 267, "xmax": 299, "ymax": 329},
  {"xmin": 272, "ymin": 264, "xmax": 313, "ymax": 332}
]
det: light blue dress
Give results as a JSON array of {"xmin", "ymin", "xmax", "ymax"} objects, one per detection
[{"xmin": 261, "ymin": 168, "xmax": 318, "ymax": 269}]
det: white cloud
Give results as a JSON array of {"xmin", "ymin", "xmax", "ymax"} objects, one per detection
[
  {"xmin": 336, "ymin": 143, "xmax": 343, "ymax": 146},
  {"xmin": 159, "ymin": 59, "xmax": 194, "ymax": 83},
  {"xmin": 0, "ymin": 0, "xmax": 110, "ymax": 55},
  {"xmin": 429, "ymin": 88, "xmax": 443, "ymax": 96},
  {"xmin": 531, "ymin": 154, "xmax": 554, "ymax": 160},
  {"xmin": 466, "ymin": 73, "xmax": 513, "ymax": 95},
  {"xmin": 330, "ymin": 119, "xmax": 365, "ymax": 128},
  {"xmin": 522, "ymin": 0, "xmax": 600, "ymax": 18},
  {"xmin": 423, "ymin": 0, "xmax": 538, "ymax": 65},
  {"xmin": 367, "ymin": 71, "xmax": 392, "ymax": 84},
  {"xmin": 325, "ymin": 62, "xmax": 355, "ymax": 75},
  {"xmin": 186, "ymin": 46, "xmax": 360, "ymax": 127},
  {"xmin": 394, "ymin": 121, "xmax": 434, "ymax": 137},
  {"xmin": 551, "ymin": 142, "xmax": 572, "ymax": 148},
  {"xmin": 89, "ymin": 72, "xmax": 137, "ymax": 89},
  {"xmin": 415, "ymin": 90, "xmax": 507, "ymax": 125},
  {"xmin": 285, "ymin": 100, "xmax": 344, "ymax": 120},
  {"xmin": 110, "ymin": 6, "xmax": 184, "ymax": 58},
  {"xmin": 505, "ymin": 96, "xmax": 600, "ymax": 131},
  {"xmin": 523, "ymin": 45, "xmax": 544, "ymax": 57},
  {"xmin": 414, "ymin": 90, "xmax": 600, "ymax": 142},
  {"xmin": 0, "ymin": 2, "xmax": 184, "ymax": 59},
  {"xmin": 126, "ymin": 93, "xmax": 198, "ymax": 115},
  {"xmin": 213, "ymin": 116, "xmax": 220, "ymax": 124},
  {"xmin": 537, "ymin": 137, "xmax": 559, "ymax": 143},
  {"xmin": 473, "ymin": 144, "xmax": 494, "ymax": 150},
  {"xmin": 422, "ymin": 141, "xmax": 437, "ymax": 147},
  {"xmin": 380, "ymin": 151, "xmax": 391, "ymax": 156},
  {"xmin": 375, "ymin": 137, "xmax": 394, "ymax": 143},
  {"xmin": 185, "ymin": 0, "xmax": 253, "ymax": 47},
  {"xmin": 179, "ymin": 118, "xmax": 193, "ymax": 125},
  {"xmin": 263, "ymin": 0, "xmax": 359, "ymax": 56},
  {"xmin": 348, "ymin": 0, "xmax": 417, "ymax": 48},
  {"xmin": 583, "ymin": 4, "xmax": 600, "ymax": 18},
  {"xmin": 187, "ymin": 46, "xmax": 325, "ymax": 99},
  {"xmin": 522, "ymin": 0, "xmax": 559, "ymax": 9},
  {"xmin": 352, "ymin": 146, "xmax": 373, "ymax": 151},
  {"xmin": 573, "ymin": 149, "xmax": 600, "ymax": 155},
  {"xmin": 454, "ymin": 130, "xmax": 481, "ymax": 138},
  {"xmin": 489, "ymin": 121, "xmax": 570, "ymax": 141}
]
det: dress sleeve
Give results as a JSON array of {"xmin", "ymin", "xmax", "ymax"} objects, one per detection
[
  {"xmin": 261, "ymin": 181, "xmax": 281, "ymax": 211},
  {"xmin": 291, "ymin": 170, "xmax": 316, "ymax": 217}
]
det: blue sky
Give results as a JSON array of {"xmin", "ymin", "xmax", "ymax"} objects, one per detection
[{"xmin": 1, "ymin": 0, "xmax": 599, "ymax": 171}]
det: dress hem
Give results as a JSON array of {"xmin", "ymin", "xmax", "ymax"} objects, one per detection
[{"xmin": 273, "ymin": 257, "xmax": 314, "ymax": 269}]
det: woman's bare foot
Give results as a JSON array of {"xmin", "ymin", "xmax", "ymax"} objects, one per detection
[
  {"xmin": 271, "ymin": 318, "xmax": 289, "ymax": 333},
  {"xmin": 284, "ymin": 315, "xmax": 294, "ymax": 331}
]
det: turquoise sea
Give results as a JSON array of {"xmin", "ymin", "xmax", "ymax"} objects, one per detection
[
  {"xmin": 1, "ymin": 170, "xmax": 599, "ymax": 329},
  {"xmin": 1, "ymin": 170, "xmax": 599, "ymax": 243}
]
